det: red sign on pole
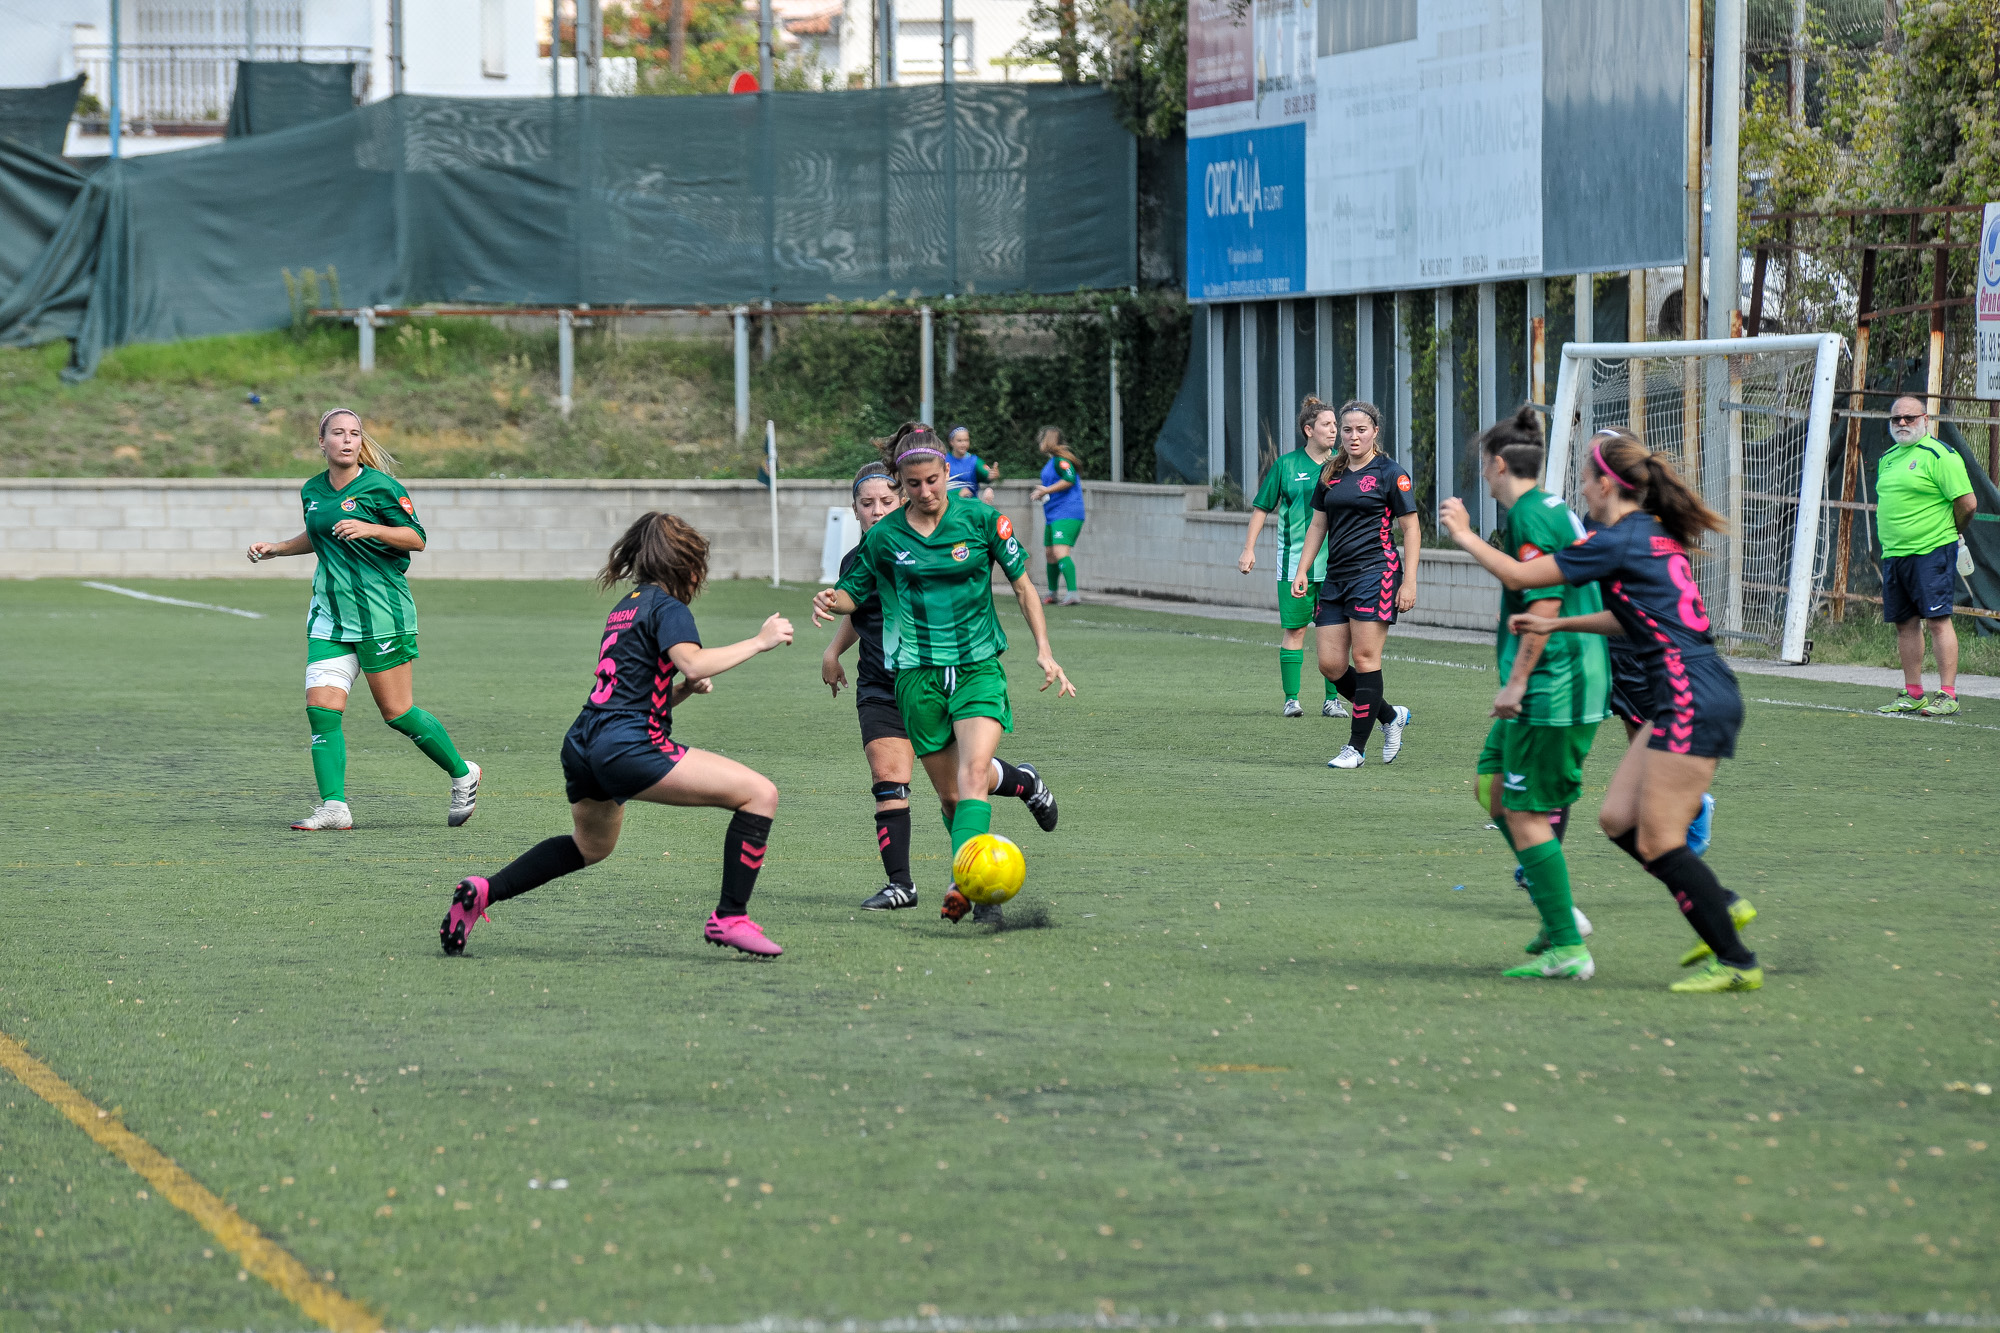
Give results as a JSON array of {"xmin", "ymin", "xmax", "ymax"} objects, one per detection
[{"xmin": 729, "ymin": 70, "xmax": 760, "ymax": 94}]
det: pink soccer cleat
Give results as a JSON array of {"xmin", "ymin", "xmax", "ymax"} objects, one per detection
[
  {"xmin": 704, "ymin": 912, "xmax": 783, "ymax": 957},
  {"xmin": 439, "ymin": 876, "xmax": 491, "ymax": 956}
]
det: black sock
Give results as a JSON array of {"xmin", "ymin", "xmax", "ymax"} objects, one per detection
[
  {"xmin": 990, "ymin": 758, "xmax": 1033, "ymax": 799},
  {"xmin": 875, "ymin": 808, "xmax": 913, "ymax": 887},
  {"xmin": 1550, "ymin": 806, "xmax": 1571, "ymax": 843},
  {"xmin": 717, "ymin": 810, "xmax": 774, "ymax": 919},
  {"xmin": 1646, "ymin": 846, "xmax": 1756, "ymax": 968},
  {"xmin": 1348, "ymin": 669, "xmax": 1384, "ymax": 750},
  {"xmin": 486, "ymin": 835, "xmax": 587, "ymax": 904},
  {"xmin": 1609, "ymin": 828, "xmax": 1644, "ymax": 865},
  {"xmin": 1330, "ymin": 667, "xmax": 1358, "ymax": 702}
]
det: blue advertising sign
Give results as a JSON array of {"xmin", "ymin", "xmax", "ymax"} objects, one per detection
[{"xmin": 1187, "ymin": 124, "xmax": 1307, "ymax": 300}]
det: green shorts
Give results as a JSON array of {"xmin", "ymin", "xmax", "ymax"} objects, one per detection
[
  {"xmin": 1045, "ymin": 519, "xmax": 1084, "ymax": 547},
  {"xmin": 1478, "ymin": 719, "xmax": 1599, "ymax": 813},
  {"xmin": 893, "ymin": 659, "xmax": 1014, "ymax": 757},
  {"xmin": 1280, "ymin": 580, "xmax": 1321, "ymax": 630},
  {"xmin": 309, "ymin": 633, "xmax": 419, "ymax": 675}
]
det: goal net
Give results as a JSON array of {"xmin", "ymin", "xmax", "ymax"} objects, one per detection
[{"xmin": 1544, "ymin": 333, "xmax": 1847, "ymax": 665}]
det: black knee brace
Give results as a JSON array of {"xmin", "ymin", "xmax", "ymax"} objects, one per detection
[{"xmin": 871, "ymin": 780, "xmax": 911, "ymax": 803}]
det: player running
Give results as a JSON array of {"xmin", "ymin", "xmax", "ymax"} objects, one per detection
[
  {"xmin": 945, "ymin": 426, "xmax": 998, "ymax": 503},
  {"xmin": 823, "ymin": 462, "xmax": 1058, "ymax": 913},
  {"xmin": 1467, "ymin": 408, "xmax": 1608, "ymax": 980},
  {"xmin": 1442, "ymin": 429, "xmax": 1763, "ymax": 993},
  {"xmin": 246, "ymin": 408, "xmax": 478, "ymax": 832},
  {"xmin": 1029, "ymin": 426, "xmax": 1086, "ymax": 606},
  {"xmin": 813, "ymin": 424, "xmax": 1076, "ymax": 926},
  {"xmin": 1289, "ymin": 400, "xmax": 1422, "ymax": 768},
  {"xmin": 1240, "ymin": 396, "xmax": 1346, "ymax": 719},
  {"xmin": 440, "ymin": 512, "xmax": 795, "ymax": 959}
]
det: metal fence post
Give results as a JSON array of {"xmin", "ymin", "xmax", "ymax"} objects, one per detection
[
  {"xmin": 1477, "ymin": 280, "xmax": 1498, "ymax": 533},
  {"xmin": 1435, "ymin": 288, "xmax": 1455, "ymax": 521},
  {"xmin": 357, "ymin": 307, "xmax": 375, "ymax": 373},
  {"xmin": 1108, "ymin": 306, "xmax": 1123, "ymax": 483},
  {"xmin": 734, "ymin": 307, "xmax": 751, "ymax": 439},
  {"xmin": 767, "ymin": 420, "xmax": 781, "ymax": 587},
  {"xmin": 558, "ymin": 308, "xmax": 575, "ymax": 418},
  {"xmin": 919, "ymin": 306, "xmax": 934, "ymax": 426},
  {"xmin": 1393, "ymin": 293, "xmax": 1413, "ymax": 473}
]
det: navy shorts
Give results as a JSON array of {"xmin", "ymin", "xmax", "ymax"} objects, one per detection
[
  {"xmin": 560, "ymin": 709, "xmax": 686, "ymax": 805},
  {"xmin": 1646, "ymin": 650, "xmax": 1743, "ymax": 760},
  {"xmin": 1314, "ymin": 563, "xmax": 1403, "ymax": 626},
  {"xmin": 1608, "ymin": 650, "xmax": 1655, "ymax": 727},
  {"xmin": 856, "ymin": 695, "xmax": 907, "ymax": 746},
  {"xmin": 1881, "ymin": 545, "xmax": 1957, "ymax": 624}
]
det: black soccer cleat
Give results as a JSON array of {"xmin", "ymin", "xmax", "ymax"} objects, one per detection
[
  {"xmin": 1016, "ymin": 762, "xmax": 1059, "ymax": 832},
  {"xmin": 860, "ymin": 883, "xmax": 920, "ymax": 911}
]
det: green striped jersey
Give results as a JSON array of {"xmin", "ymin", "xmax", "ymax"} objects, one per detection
[
  {"xmin": 1497, "ymin": 487, "xmax": 1610, "ymax": 728},
  {"xmin": 300, "ymin": 467, "xmax": 425, "ymax": 642},
  {"xmin": 835, "ymin": 494, "xmax": 1030, "ymax": 668},
  {"xmin": 1250, "ymin": 447, "xmax": 1331, "ymax": 583}
]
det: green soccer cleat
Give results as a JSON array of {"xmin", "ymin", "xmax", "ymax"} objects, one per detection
[
  {"xmin": 1919, "ymin": 692, "xmax": 1959, "ymax": 717},
  {"xmin": 1679, "ymin": 896, "xmax": 1758, "ymax": 967},
  {"xmin": 1503, "ymin": 943, "xmax": 1595, "ymax": 980},
  {"xmin": 1670, "ymin": 959, "xmax": 1763, "ymax": 993},
  {"xmin": 1878, "ymin": 691, "xmax": 1926, "ymax": 714}
]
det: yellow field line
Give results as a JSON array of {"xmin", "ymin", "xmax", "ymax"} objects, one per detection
[{"xmin": 0, "ymin": 1028, "xmax": 381, "ymax": 1333}]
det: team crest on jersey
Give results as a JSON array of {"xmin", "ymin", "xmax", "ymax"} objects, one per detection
[
  {"xmin": 339, "ymin": 498, "xmax": 359, "ymax": 512},
  {"xmin": 950, "ymin": 543, "xmax": 971, "ymax": 562},
  {"xmin": 996, "ymin": 515, "xmax": 1014, "ymax": 540},
  {"xmin": 1396, "ymin": 474, "xmax": 1412, "ymax": 491},
  {"xmin": 398, "ymin": 496, "xmax": 414, "ymax": 515},
  {"xmin": 1357, "ymin": 475, "xmax": 1379, "ymax": 493}
]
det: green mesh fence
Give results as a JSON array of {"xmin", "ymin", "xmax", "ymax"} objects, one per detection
[{"xmin": 0, "ymin": 86, "xmax": 1136, "ymax": 380}]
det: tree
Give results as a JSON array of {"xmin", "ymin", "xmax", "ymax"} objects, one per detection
[
  {"xmin": 604, "ymin": 0, "xmax": 833, "ymax": 93},
  {"xmin": 1013, "ymin": 0, "xmax": 1187, "ymax": 139}
]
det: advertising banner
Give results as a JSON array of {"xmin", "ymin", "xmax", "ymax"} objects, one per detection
[
  {"xmin": 1978, "ymin": 202, "xmax": 2000, "ymax": 400},
  {"xmin": 1187, "ymin": 123, "xmax": 1308, "ymax": 300},
  {"xmin": 1188, "ymin": 0, "xmax": 1254, "ymax": 114}
]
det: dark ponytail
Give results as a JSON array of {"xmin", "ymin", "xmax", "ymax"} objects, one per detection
[
  {"xmin": 1587, "ymin": 429, "xmax": 1725, "ymax": 549},
  {"xmin": 599, "ymin": 511, "xmax": 711, "ymax": 602},
  {"xmin": 1473, "ymin": 404, "xmax": 1545, "ymax": 480}
]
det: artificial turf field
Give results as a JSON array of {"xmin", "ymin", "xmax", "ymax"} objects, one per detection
[{"xmin": 2, "ymin": 576, "xmax": 1997, "ymax": 1332}]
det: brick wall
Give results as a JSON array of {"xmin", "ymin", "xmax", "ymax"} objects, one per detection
[{"xmin": 0, "ymin": 477, "xmax": 1498, "ymax": 628}]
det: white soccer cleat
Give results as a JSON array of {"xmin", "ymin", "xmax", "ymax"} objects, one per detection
[
  {"xmin": 1322, "ymin": 698, "xmax": 1348, "ymax": 718},
  {"xmin": 1379, "ymin": 705, "xmax": 1413, "ymax": 763},
  {"xmin": 1572, "ymin": 906, "xmax": 1593, "ymax": 939},
  {"xmin": 1059, "ymin": 592, "xmax": 1082, "ymax": 606},
  {"xmin": 1327, "ymin": 745, "xmax": 1365, "ymax": 770},
  {"xmin": 1282, "ymin": 699, "xmax": 1305, "ymax": 718},
  {"xmin": 448, "ymin": 760, "xmax": 481, "ymax": 828},
  {"xmin": 291, "ymin": 799, "xmax": 353, "ymax": 831}
]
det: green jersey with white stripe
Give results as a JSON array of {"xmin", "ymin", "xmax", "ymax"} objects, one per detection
[
  {"xmin": 300, "ymin": 467, "xmax": 425, "ymax": 642},
  {"xmin": 1497, "ymin": 487, "xmax": 1610, "ymax": 728},
  {"xmin": 836, "ymin": 494, "xmax": 1030, "ymax": 668},
  {"xmin": 1251, "ymin": 448, "xmax": 1331, "ymax": 583}
]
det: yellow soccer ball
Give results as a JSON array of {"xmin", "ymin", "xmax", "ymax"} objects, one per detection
[{"xmin": 953, "ymin": 833, "xmax": 1025, "ymax": 906}]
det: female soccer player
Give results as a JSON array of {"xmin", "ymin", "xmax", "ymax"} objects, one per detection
[
  {"xmin": 1028, "ymin": 426, "xmax": 1086, "ymax": 606},
  {"xmin": 813, "ymin": 424, "xmax": 1075, "ymax": 926},
  {"xmin": 440, "ymin": 512, "xmax": 796, "ymax": 959},
  {"xmin": 945, "ymin": 426, "xmax": 998, "ymax": 503},
  {"xmin": 1289, "ymin": 400, "xmax": 1421, "ymax": 768},
  {"xmin": 823, "ymin": 462, "xmax": 1058, "ymax": 912},
  {"xmin": 1241, "ymin": 396, "xmax": 1346, "ymax": 717},
  {"xmin": 246, "ymin": 408, "xmax": 478, "ymax": 832},
  {"xmin": 1443, "ymin": 430, "xmax": 1764, "ymax": 993}
]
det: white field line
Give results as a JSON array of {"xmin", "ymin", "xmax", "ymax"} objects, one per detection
[
  {"xmin": 1749, "ymin": 695, "xmax": 2000, "ymax": 733},
  {"xmin": 387, "ymin": 1307, "xmax": 2000, "ymax": 1333},
  {"xmin": 81, "ymin": 581, "xmax": 265, "ymax": 619}
]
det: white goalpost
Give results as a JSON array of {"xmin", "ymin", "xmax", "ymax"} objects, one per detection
[{"xmin": 1544, "ymin": 333, "xmax": 1847, "ymax": 665}]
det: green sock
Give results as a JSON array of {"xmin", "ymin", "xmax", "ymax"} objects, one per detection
[
  {"xmin": 1279, "ymin": 648, "xmax": 1303, "ymax": 701},
  {"xmin": 1325, "ymin": 673, "xmax": 1342, "ymax": 704},
  {"xmin": 1518, "ymin": 838, "xmax": 1582, "ymax": 948},
  {"xmin": 1059, "ymin": 556, "xmax": 1077, "ymax": 591},
  {"xmin": 385, "ymin": 707, "xmax": 470, "ymax": 779},
  {"xmin": 1046, "ymin": 561, "xmax": 1061, "ymax": 595},
  {"xmin": 306, "ymin": 706, "xmax": 347, "ymax": 802},
  {"xmin": 950, "ymin": 798, "xmax": 992, "ymax": 857}
]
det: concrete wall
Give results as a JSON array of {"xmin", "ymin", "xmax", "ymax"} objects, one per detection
[{"xmin": 0, "ymin": 477, "xmax": 1500, "ymax": 628}]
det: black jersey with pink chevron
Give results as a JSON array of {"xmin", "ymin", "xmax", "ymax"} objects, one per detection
[
  {"xmin": 1310, "ymin": 452, "xmax": 1418, "ymax": 578},
  {"xmin": 580, "ymin": 585, "xmax": 703, "ymax": 723}
]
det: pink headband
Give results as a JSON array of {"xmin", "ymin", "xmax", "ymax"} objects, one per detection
[
  {"xmin": 896, "ymin": 445, "xmax": 947, "ymax": 464},
  {"xmin": 1591, "ymin": 439, "xmax": 1636, "ymax": 491}
]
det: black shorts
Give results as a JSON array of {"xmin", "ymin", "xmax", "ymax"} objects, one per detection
[
  {"xmin": 1881, "ymin": 544, "xmax": 1957, "ymax": 623},
  {"xmin": 856, "ymin": 695, "xmax": 907, "ymax": 746},
  {"xmin": 560, "ymin": 709, "xmax": 686, "ymax": 805},
  {"xmin": 1314, "ymin": 563, "xmax": 1403, "ymax": 626},
  {"xmin": 1645, "ymin": 651, "xmax": 1743, "ymax": 761},
  {"xmin": 1608, "ymin": 651, "xmax": 1655, "ymax": 727}
]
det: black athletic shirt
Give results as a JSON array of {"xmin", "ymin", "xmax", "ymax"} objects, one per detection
[
  {"xmin": 839, "ymin": 545, "xmax": 896, "ymax": 706},
  {"xmin": 1310, "ymin": 452, "xmax": 1418, "ymax": 578},
  {"xmin": 1582, "ymin": 517, "xmax": 1643, "ymax": 667},
  {"xmin": 581, "ymin": 585, "xmax": 703, "ymax": 722},
  {"xmin": 1553, "ymin": 512, "xmax": 1718, "ymax": 675}
]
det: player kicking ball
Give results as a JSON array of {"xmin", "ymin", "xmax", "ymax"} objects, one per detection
[
  {"xmin": 1468, "ymin": 409, "xmax": 1608, "ymax": 979},
  {"xmin": 441, "ymin": 513, "xmax": 794, "ymax": 959}
]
